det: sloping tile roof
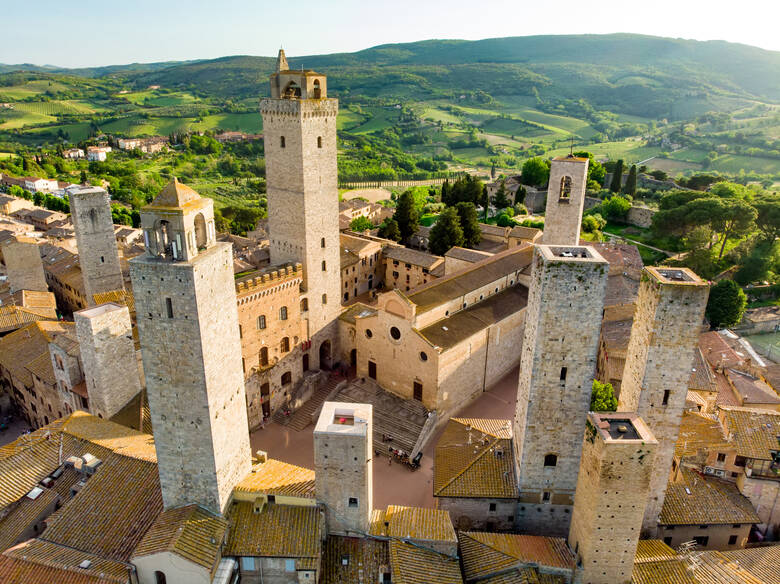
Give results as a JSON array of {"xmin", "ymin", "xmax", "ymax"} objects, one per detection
[
  {"xmin": 444, "ymin": 246, "xmax": 494, "ymax": 263},
  {"xmin": 0, "ymin": 539, "xmax": 130, "ymax": 584},
  {"xmin": 320, "ymin": 535, "xmax": 390, "ymax": 584},
  {"xmin": 377, "ymin": 505, "xmax": 456, "ymax": 543},
  {"xmin": 224, "ymin": 502, "xmax": 321, "ymax": 559},
  {"xmin": 388, "ymin": 540, "xmax": 462, "ymax": 584},
  {"xmin": 383, "ymin": 246, "xmax": 443, "ymax": 269},
  {"xmin": 459, "ymin": 532, "xmax": 575, "ymax": 581},
  {"xmin": 0, "ymin": 305, "xmax": 55, "ymax": 334},
  {"xmin": 148, "ymin": 177, "xmax": 201, "ymax": 208},
  {"xmin": 720, "ymin": 407, "xmax": 780, "ymax": 460},
  {"xmin": 92, "ymin": 290, "xmax": 135, "ymax": 314},
  {"xmin": 634, "ymin": 540, "xmax": 679, "ymax": 564},
  {"xmin": 631, "ymin": 557, "xmax": 697, "ymax": 584},
  {"xmin": 508, "ymin": 225, "xmax": 542, "ymax": 241},
  {"xmin": 697, "ymin": 546, "xmax": 780, "ymax": 583},
  {"xmin": 133, "ymin": 504, "xmax": 227, "ymax": 572},
  {"xmin": 726, "ymin": 368, "xmax": 780, "ymax": 405},
  {"xmin": 659, "ymin": 467, "xmax": 760, "ymax": 526},
  {"xmin": 0, "ymin": 321, "xmax": 74, "ymax": 388},
  {"xmin": 434, "ymin": 418, "xmax": 517, "ymax": 498},
  {"xmin": 675, "ymin": 412, "xmax": 728, "ymax": 459},
  {"xmin": 233, "ymin": 458, "xmax": 316, "ymax": 498},
  {"xmin": 408, "ymin": 245, "xmax": 533, "ymax": 313},
  {"xmin": 0, "ymin": 487, "xmax": 59, "ymax": 551},
  {"xmin": 689, "ymin": 348, "xmax": 716, "ymax": 392}
]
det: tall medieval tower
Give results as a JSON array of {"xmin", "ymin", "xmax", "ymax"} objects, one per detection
[
  {"xmin": 541, "ymin": 156, "xmax": 589, "ymax": 246},
  {"xmin": 568, "ymin": 413, "xmax": 657, "ymax": 584},
  {"xmin": 69, "ymin": 186, "xmax": 124, "ymax": 304},
  {"xmin": 260, "ymin": 50, "xmax": 341, "ymax": 341},
  {"xmin": 617, "ymin": 267, "xmax": 709, "ymax": 535},
  {"xmin": 130, "ymin": 178, "xmax": 251, "ymax": 514},
  {"xmin": 513, "ymin": 244, "xmax": 608, "ymax": 535}
]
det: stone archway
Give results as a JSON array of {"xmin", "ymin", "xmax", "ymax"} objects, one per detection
[
  {"xmin": 319, "ymin": 340, "xmax": 331, "ymax": 370},
  {"xmin": 194, "ymin": 212, "xmax": 207, "ymax": 249}
]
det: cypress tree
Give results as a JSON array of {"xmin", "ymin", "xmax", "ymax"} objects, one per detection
[
  {"xmin": 623, "ymin": 164, "xmax": 637, "ymax": 197},
  {"xmin": 429, "ymin": 207, "xmax": 464, "ymax": 256},
  {"xmin": 455, "ymin": 202, "xmax": 481, "ymax": 248},
  {"xmin": 394, "ymin": 190, "xmax": 419, "ymax": 242},
  {"xmin": 609, "ymin": 159, "xmax": 624, "ymax": 193}
]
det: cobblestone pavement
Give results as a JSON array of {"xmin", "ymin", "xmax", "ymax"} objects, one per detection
[{"xmin": 250, "ymin": 366, "xmax": 519, "ymax": 509}]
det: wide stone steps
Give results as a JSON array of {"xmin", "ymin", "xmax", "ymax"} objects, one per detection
[
  {"xmin": 275, "ymin": 377, "xmax": 341, "ymax": 431},
  {"xmin": 330, "ymin": 380, "xmax": 428, "ymax": 457}
]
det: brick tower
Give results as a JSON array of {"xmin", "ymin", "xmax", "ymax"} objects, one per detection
[
  {"xmin": 1, "ymin": 236, "xmax": 47, "ymax": 293},
  {"xmin": 314, "ymin": 401, "xmax": 373, "ymax": 535},
  {"xmin": 130, "ymin": 178, "xmax": 251, "ymax": 514},
  {"xmin": 260, "ymin": 50, "xmax": 341, "ymax": 341},
  {"xmin": 541, "ymin": 156, "xmax": 589, "ymax": 246},
  {"xmin": 513, "ymin": 244, "xmax": 608, "ymax": 535},
  {"xmin": 69, "ymin": 186, "xmax": 124, "ymax": 304},
  {"xmin": 617, "ymin": 267, "xmax": 709, "ymax": 535},
  {"xmin": 568, "ymin": 413, "xmax": 657, "ymax": 584},
  {"xmin": 74, "ymin": 302, "xmax": 141, "ymax": 419}
]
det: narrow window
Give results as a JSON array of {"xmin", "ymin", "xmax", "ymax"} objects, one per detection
[
  {"xmin": 165, "ymin": 298, "xmax": 173, "ymax": 319},
  {"xmin": 260, "ymin": 347, "xmax": 269, "ymax": 367},
  {"xmin": 100, "ymin": 256, "xmax": 104, "ymax": 263},
  {"xmin": 281, "ymin": 337, "xmax": 290, "ymax": 352},
  {"xmin": 560, "ymin": 367, "xmax": 567, "ymax": 381},
  {"xmin": 560, "ymin": 175, "xmax": 572, "ymax": 199},
  {"xmin": 238, "ymin": 324, "xmax": 243, "ymax": 339},
  {"xmin": 544, "ymin": 454, "xmax": 558, "ymax": 467},
  {"xmin": 257, "ymin": 315, "xmax": 266, "ymax": 329},
  {"xmin": 489, "ymin": 503, "xmax": 496, "ymax": 512},
  {"xmin": 728, "ymin": 535, "xmax": 738, "ymax": 545},
  {"xmin": 321, "ymin": 237, "xmax": 325, "ymax": 248},
  {"xmin": 348, "ymin": 497, "xmax": 358, "ymax": 508},
  {"xmin": 542, "ymin": 491, "xmax": 551, "ymax": 502},
  {"xmin": 279, "ymin": 306, "xmax": 288, "ymax": 320},
  {"xmin": 322, "ymin": 260, "xmax": 327, "ymax": 271},
  {"xmin": 662, "ymin": 390, "xmax": 670, "ymax": 405},
  {"xmin": 281, "ymin": 371, "xmax": 291, "ymax": 385},
  {"xmin": 317, "ymin": 136, "xmax": 322, "ymax": 148},
  {"xmin": 300, "ymin": 298, "xmax": 308, "ymax": 312},
  {"xmin": 322, "ymin": 294, "xmax": 327, "ymax": 304},
  {"xmin": 280, "ymin": 136, "xmax": 286, "ymax": 148}
]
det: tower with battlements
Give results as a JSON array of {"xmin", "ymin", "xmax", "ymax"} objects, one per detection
[
  {"xmin": 617, "ymin": 267, "xmax": 709, "ymax": 535},
  {"xmin": 130, "ymin": 178, "xmax": 251, "ymax": 514},
  {"xmin": 569, "ymin": 412, "xmax": 657, "ymax": 584},
  {"xmin": 513, "ymin": 244, "xmax": 608, "ymax": 535},
  {"xmin": 69, "ymin": 186, "xmax": 124, "ymax": 304},
  {"xmin": 260, "ymin": 50, "xmax": 341, "ymax": 343},
  {"xmin": 314, "ymin": 401, "xmax": 373, "ymax": 535},
  {"xmin": 541, "ymin": 156, "xmax": 589, "ymax": 246}
]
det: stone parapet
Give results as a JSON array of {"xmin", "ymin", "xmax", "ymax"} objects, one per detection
[
  {"xmin": 260, "ymin": 97, "xmax": 338, "ymax": 118},
  {"xmin": 235, "ymin": 263, "xmax": 303, "ymax": 298}
]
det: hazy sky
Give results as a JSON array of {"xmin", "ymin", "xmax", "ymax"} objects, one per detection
[{"xmin": 4, "ymin": 0, "xmax": 778, "ymax": 67}]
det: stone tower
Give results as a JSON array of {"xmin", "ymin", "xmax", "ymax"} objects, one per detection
[
  {"xmin": 1, "ymin": 236, "xmax": 47, "ymax": 293},
  {"xmin": 541, "ymin": 156, "xmax": 589, "ymax": 246},
  {"xmin": 69, "ymin": 186, "xmax": 124, "ymax": 305},
  {"xmin": 74, "ymin": 302, "xmax": 141, "ymax": 419},
  {"xmin": 617, "ymin": 267, "xmax": 709, "ymax": 535},
  {"xmin": 130, "ymin": 178, "xmax": 251, "ymax": 514},
  {"xmin": 260, "ymin": 51, "xmax": 341, "ymax": 339},
  {"xmin": 513, "ymin": 244, "xmax": 608, "ymax": 535},
  {"xmin": 568, "ymin": 413, "xmax": 657, "ymax": 584},
  {"xmin": 314, "ymin": 401, "xmax": 373, "ymax": 535}
]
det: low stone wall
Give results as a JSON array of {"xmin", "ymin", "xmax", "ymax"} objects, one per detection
[{"xmin": 627, "ymin": 206, "xmax": 655, "ymax": 228}]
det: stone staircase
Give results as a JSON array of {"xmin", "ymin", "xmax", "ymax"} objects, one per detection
[
  {"xmin": 275, "ymin": 376, "xmax": 343, "ymax": 431},
  {"xmin": 330, "ymin": 380, "xmax": 429, "ymax": 457}
]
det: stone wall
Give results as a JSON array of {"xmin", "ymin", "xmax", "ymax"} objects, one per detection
[
  {"xmin": 513, "ymin": 245, "xmax": 608, "ymax": 536},
  {"xmin": 617, "ymin": 267, "xmax": 710, "ymax": 535},
  {"xmin": 659, "ymin": 523, "xmax": 751, "ymax": 551},
  {"xmin": 541, "ymin": 158, "xmax": 589, "ymax": 246},
  {"xmin": 626, "ymin": 206, "xmax": 655, "ymax": 228},
  {"xmin": 738, "ymin": 473, "xmax": 780, "ymax": 537},
  {"xmin": 131, "ymin": 243, "xmax": 251, "ymax": 514},
  {"xmin": 437, "ymin": 496, "xmax": 516, "ymax": 532}
]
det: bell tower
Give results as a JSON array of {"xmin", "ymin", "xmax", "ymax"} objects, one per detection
[
  {"xmin": 130, "ymin": 178, "xmax": 251, "ymax": 514},
  {"xmin": 261, "ymin": 50, "xmax": 341, "ymax": 341}
]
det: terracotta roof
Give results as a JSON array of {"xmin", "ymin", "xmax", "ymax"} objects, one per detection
[
  {"xmin": 370, "ymin": 505, "xmax": 456, "ymax": 543},
  {"xmin": 224, "ymin": 502, "xmax": 321, "ymax": 559},
  {"xmin": 0, "ymin": 321, "xmax": 74, "ymax": 389},
  {"xmin": 697, "ymin": 546, "xmax": 780, "ymax": 583},
  {"xmin": 725, "ymin": 368, "xmax": 780, "ymax": 405},
  {"xmin": 700, "ymin": 331, "xmax": 745, "ymax": 370},
  {"xmin": 92, "ymin": 290, "xmax": 135, "ymax": 314},
  {"xmin": 444, "ymin": 246, "xmax": 494, "ymax": 263},
  {"xmin": 234, "ymin": 458, "xmax": 316, "ymax": 498},
  {"xmin": 0, "ymin": 486, "xmax": 59, "ymax": 551},
  {"xmin": 383, "ymin": 246, "xmax": 443, "ymax": 269},
  {"xmin": 479, "ymin": 223, "xmax": 510, "ymax": 238},
  {"xmin": 0, "ymin": 305, "xmax": 55, "ymax": 333},
  {"xmin": 720, "ymin": 407, "xmax": 780, "ymax": 460},
  {"xmin": 508, "ymin": 225, "xmax": 542, "ymax": 241},
  {"xmin": 589, "ymin": 242, "xmax": 644, "ymax": 275},
  {"xmin": 604, "ymin": 272, "xmax": 640, "ymax": 307},
  {"xmin": 320, "ymin": 535, "xmax": 390, "ymax": 584},
  {"xmin": 459, "ymin": 532, "xmax": 575, "ymax": 581},
  {"xmin": 408, "ymin": 245, "xmax": 533, "ymax": 313},
  {"xmin": 634, "ymin": 540, "xmax": 679, "ymax": 564},
  {"xmin": 418, "ymin": 285, "xmax": 528, "ymax": 351},
  {"xmin": 689, "ymin": 348, "xmax": 716, "ymax": 392},
  {"xmin": 631, "ymin": 556, "xmax": 696, "ymax": 584},
  {"xmin": 147, "ymin": 177, "xmax": 201, "ymax": 209},
  {"xmin": 434, "ymin": 418, "xmax": 517, "ymax": 498},
  {"xmin": 602, "ymin": 317, "xmax": 632, "ymax": 354},
  {"xmin": 0, "ymin": 539, "xmax": 130, "ymax": 584},
  {"xmin": 675, "ymin": 411, "xmax": 728, "ymax": 459},
  {"xmin": 659, "ymin": 467, "xmax": 760, "ymax": 526},
  {"xmin": 388, "ymin": 540, "xmax": 462, "ymax": 584},
  {"xmin": 714, "ymin": 370, "xmax": 740, "ymax": 407},
  {"xmin": 133, "ymin": 504, "xmax": 227, "ymax": 573},
  {"xmin": 108, "ymin": 390, "xmax": 152, "ymax": 434}
]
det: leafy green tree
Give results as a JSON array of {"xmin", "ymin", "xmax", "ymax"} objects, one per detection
[
  {"xmin": 582, "ymin": 214, "xmax": 606, "ymax": 233},
  {"xmin": 609, "ymin": 159, "xmax": 624, "ymax": 193},
  {"xmin": 602, "ymin": 196, "xmax": 631, "ymax": 221},
  {"xmin": 710, "ymin": 181, "xmax": 751, "ymax": 200},
  {"xmin": 754, "ymin": 200, "xmax": 780, "ymax": 242},
  {"xmin": 349, "ymin": 216, "xmax": 374, "ymax": 232},
  {"xmin": 520, "ymin": 157, "xmax": 550, "ymax": 187},
  {"xmin": 496, "ymin": 213, "xmax": 514, "ymax": 227},
  {"xmin": 574, "ymin": 151, "xmax": 606, "ymax": 185},
  {"xmin": 623, "ymin": 165, "xmax": 637, "ymax": 197},
  {"xmin": 429, "ymin": 207, "xmax": 464, "ymax": 255},
  {"xmin": 706, "ymin": 280, "xmax": 747, "ymax": 328},
  {"xmin": 455, "ymin": 202, "xmax": 481, "ymax": 248},
  {"xmin": 493, "ymin": 179, "xmax": 510, "ymax": 209},
  {"xmin": 708, "ymin": 198, "xmax": 757, "ymax": 258},
  {"xmin": 591, "ymin": 380, "xmax": 617, "ymax": 412},
  {"xmin": 378, "ymin": 218, "xmax": 401, "ymax": 242},
  {"xmin": 394, "ymin": 190, "xmax": 419, "ymax": 241}
]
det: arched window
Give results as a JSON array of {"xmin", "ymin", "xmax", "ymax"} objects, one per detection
[
  {"xmin": 281, "ymin": 337, "xmax": 290, "ymax": 352},
  {"xmin": 300, "ymin": 298, "xmax": 308, "ymax": 312},
  {"xmin": 279, "ymin": 306, "xmax": 288, "ymax": 321},
  {"xmin": 317, "ymin": 136, "xmax": 322, "ymax": 148},
  {"xmin": 280, "ymin": 136, "xmax": 286, "ymax": 149},
  {"xmin": 313, "ymin": 79, "xmax": 321, "ymax": 99},
  {"xmin": 257, "ymin": 315, "xmax": 266, "ymax": 330},
  {"xmin": 259, "ymin": 347, "xmax": 269, "ymax": 367},
  {"xmin": 560, "ymin": 176, "xmax": 572, "ymax": 199},
  {"xmin": 281, "ymin": 371, "xmax": 292, "ymax": 385},
  {"xmin": 154, "ymin": 572, "xmax": 167, "ymax": 584},
  {"xmin": 544, "ymin": 453, "xmax": 558, "ymax": 467},
  {"xmin": 194, "ymin": 212, "xmax": 207, "ymax": 249}
]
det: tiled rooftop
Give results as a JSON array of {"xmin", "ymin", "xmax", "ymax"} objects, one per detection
[
  {"xmin": 719, "ymin": 406, "xmax": 780, "ymax": 460},
  {"xmin": 388, "ymin": 540, "xmax": 462, "ymax": 584},
  {"xmin": 234, "ymin": 458, "xmax": 316, "ymax": 498},
  {"xmin": 370, "ymin": 505, "xmax": 457, "ymax": 543},
  {"xmin": 224, "ymin": 502, "xmax": 321, "ymax": 559}
]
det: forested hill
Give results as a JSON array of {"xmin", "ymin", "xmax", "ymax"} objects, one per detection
[{"xmin": 121, "ymin": 34, "xmax": 780, "ymax": 118}]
